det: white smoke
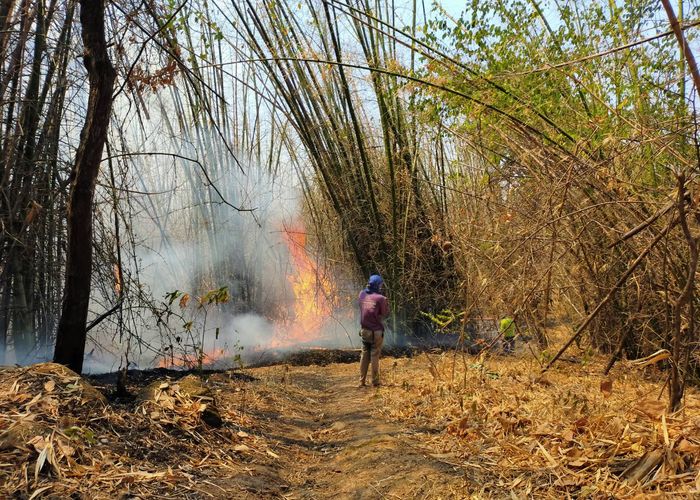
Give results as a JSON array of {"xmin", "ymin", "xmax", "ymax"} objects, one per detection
[{"xmin": 82, "ymin": 122, "xmax": 359, "ymax": 373}]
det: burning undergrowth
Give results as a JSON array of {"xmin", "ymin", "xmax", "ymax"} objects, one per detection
[
  {"xmin": 84, "ymin": 215, "xmax": 360, "ymax": 373},
  {"xmin": 85, "ymin": 152, "xmax": 471, "ymax": 374},
  {"xmin": 79, "ymin": 144, "xmax": 363, "ymax": 374}
]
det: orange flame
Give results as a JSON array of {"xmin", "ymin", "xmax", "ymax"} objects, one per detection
[
  {"xmin": 157, "ymin": 347, "xmax": 229, "ymax": 369},
  {"xmin": 272, "ymin": 226, "xmax": 336, "ymax": 347},
  {"xmin": 157, "ymin": 224, "xmax": 338, "ymax": 368}
]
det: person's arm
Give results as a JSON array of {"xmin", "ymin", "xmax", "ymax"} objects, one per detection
[{"xmin": 380, "ymin": 296, "xmax": 389, "ymax": 318}]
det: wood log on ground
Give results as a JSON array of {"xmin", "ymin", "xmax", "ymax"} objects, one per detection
[{"xmin": 622, "ymin": 449, "xmax": 664, "ymax": 484}]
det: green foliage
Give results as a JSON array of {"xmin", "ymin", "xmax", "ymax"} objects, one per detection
[
  {"xmin": 160, "ymin": 286, "xmax": 233, "ymax": 370},
  {"xmin": 199, "ymin": 286, "xmax": 230, "ymax": 306},
  {"xmin": 419, "ymin": 309, "xmax": 465, "ymax": 330},
  {"xmin": 540, "ymin": 349, "xmax": 553, "ymax": 365},
  {"xmin": 419, "ymin": 0, "xmax": 694, "ymax": 158},
  {"xmin": 63, "ymin": 426, "xmax": 96, "ymax": 445},
  {"xmin": 164, "ymin": 289, "xmax": 183, "ymax": 307}
]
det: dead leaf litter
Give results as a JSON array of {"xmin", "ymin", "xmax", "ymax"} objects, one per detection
[{"xmin": 1, "ymin": 342, "xmax": 699, "ymax": 499}]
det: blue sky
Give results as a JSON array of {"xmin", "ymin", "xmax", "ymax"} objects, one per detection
[
  {"xmin": 389, "ymin": 0, "xmax": 465, "ymax": 26},
  {"xmin": 438, "ymin": 0, "xmax": 467, "ymax": 17}
]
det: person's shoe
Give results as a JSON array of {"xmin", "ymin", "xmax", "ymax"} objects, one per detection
[
  {"xmin": 372, "ymin": 382, "xmax": 381, "ymax": 387},
  {"xmin": 357, "ymin": 382, "xmax": 366, "ymax": 388}
]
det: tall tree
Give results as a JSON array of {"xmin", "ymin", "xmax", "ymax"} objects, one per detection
[{"xmin": 53, "ymin": 0, "xmax": 116, "ymax": 373}]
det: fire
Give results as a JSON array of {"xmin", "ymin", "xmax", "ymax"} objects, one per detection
[
  {"xmin": 157, "ymin": 347, "xmax": 229, "ymax": 369},
  {"xmin": 156, "ymin": 224, "xmax": 339, "ymax": 368},
  {"xmin": 273, "ymin": 225, "xmax": 336, "ymax": 347}
]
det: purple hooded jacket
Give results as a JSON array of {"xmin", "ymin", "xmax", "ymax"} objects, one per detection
[{"xmin": 359, "ymin": 274, "xmax": 388, "ymax": 331}]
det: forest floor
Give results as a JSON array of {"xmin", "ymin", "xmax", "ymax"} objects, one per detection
[{"xmin": 2, "ymin": 337, "xmax": 700, "ymax": 498}]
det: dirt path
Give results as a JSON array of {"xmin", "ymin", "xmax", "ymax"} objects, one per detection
[{"xmin": 229, "ymin": 363, "xmax": 467, "ymax": 499}]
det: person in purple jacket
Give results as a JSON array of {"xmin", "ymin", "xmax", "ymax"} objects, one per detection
[{"xmin": 358, "ymin": 274, "xmax": 389, "ymax": 387}]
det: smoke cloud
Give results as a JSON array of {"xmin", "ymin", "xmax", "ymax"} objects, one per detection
[{"xmin": 81, "ymin": 124, "xmax": 359, "ymax": 373}]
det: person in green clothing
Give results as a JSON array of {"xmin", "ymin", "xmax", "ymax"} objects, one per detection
[{"xmin": 499, "ymin": 316, "xmax": 516, "ymax": 354}]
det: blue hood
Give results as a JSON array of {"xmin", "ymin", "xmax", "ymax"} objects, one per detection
[{"xmin": 365, "ymin": 274, "xmax": 383, "ymax": 294}]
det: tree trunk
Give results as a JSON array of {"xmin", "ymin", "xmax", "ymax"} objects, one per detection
[{"xmin": 53, "ymin": 0, "xmax": 115, "ymax": 374}]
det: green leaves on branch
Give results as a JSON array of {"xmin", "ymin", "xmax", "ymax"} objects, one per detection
[
  {"xmin": 164, "ymin": 286, "xmax": 230, "ymax": 310},
  {"xmin": 420, "ymin": 309, "xmax": 465, "ymax": 330},
  {"xmin": 418, "ymin": 0, "xmax": 695, "ymax": 155},
  {"xmin": 200, "ymin": 286, "xmax": 231, "ymax": 306}
]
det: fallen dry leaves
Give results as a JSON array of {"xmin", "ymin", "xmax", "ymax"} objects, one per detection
[
  {"xmin": 376, "ymin": 346, "xmax": 700, "ymax": 498},
  {"xmin": 1, "ymin": 341, "xmax": 700, "ymax": 498},
  {"xmin": 0, "ymin": 363, "xmax": 277, "ymax": 498}
]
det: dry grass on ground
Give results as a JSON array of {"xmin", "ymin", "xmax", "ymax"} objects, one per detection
[
  {"xmin": 0, "ymin": 363, "xmax": 286, "ymax": 498},
  {"xmin": 1, "ymin": 336, "xmax": 699, "ymax": 499},
  {"xmin": 377, "ymin": 342, "xmax": 700, "ymax": 498}
]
